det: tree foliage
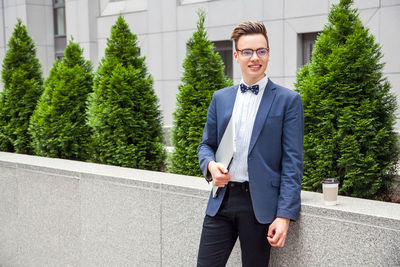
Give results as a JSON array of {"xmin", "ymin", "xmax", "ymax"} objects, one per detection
[
  {"xmin": 170, "ymin": 10, "xmax": 232, "ymax": 176},
  {"xmin": 0, "ymin": 19, "xmax": 43, "ymax": 154},
  {"xmin": 29, "ymin": 41, "xmax": 93, "ymax": 160},
  {"xmin": 295, "ymin": 0, "xmax": 399, "ymax": 199},
  {"xmin": 86, "ymin": 16, "xmax": 166, "ymax": 170}
]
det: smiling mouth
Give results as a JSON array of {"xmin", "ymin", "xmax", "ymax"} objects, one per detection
[{"xmin": 248, "ymin": 64, "xmax": 262, "ymax": 70}]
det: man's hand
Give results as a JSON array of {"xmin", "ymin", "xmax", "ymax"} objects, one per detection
[
  {"xmin": 267, "ymin": 217, "xmax": 290, "ymax": 247},
  {"xmin": 208, "ymin": 161, "xmax": 230, "ymax": 187}
]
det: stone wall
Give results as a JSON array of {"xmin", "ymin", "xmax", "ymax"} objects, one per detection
[{"xmin": 0, "ymin": 152, "xmax": 399, "ymax": 266}]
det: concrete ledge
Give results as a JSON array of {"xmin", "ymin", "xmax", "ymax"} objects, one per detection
[{"xmin": 0, "ymin": 152, "xmax": 399, "ymax": 266}]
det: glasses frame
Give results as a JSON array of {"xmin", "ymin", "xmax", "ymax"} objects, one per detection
[{"xmin": 236, "ymin": 47, "xmax": 269, "ymax": 58}]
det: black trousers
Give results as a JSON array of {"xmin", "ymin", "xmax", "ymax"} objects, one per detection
[{"xmin": 197, "ymin": 181, "xmax": 271, "ymax": 267}]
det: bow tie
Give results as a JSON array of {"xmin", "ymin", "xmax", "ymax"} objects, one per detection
[{"xmin": 240, "ymin": 84, "xmax": 259, "ymax": 95}]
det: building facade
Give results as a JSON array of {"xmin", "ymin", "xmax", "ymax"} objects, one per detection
[{"xmin": 0, "ymin": 0, "xmax": 399, "ymax": 132}]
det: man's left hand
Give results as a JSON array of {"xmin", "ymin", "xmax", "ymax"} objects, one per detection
[{"xmin": 267, "ymin": 217, "xmax": 290, "ymax": 247}]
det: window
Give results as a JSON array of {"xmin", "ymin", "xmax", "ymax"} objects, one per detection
[
  {"xmin": 55, "ymin": 7, "xmax": 65, "ymax": 35},
  {"xmin": 54, "ymin": 0, "xmax": 66, "ymax": 59},
  {"xmin": 213, "ymin": 40, "xmax": 233, "ymax": 79},
  {"xmin": 298, "ymin": 32, "xmax": 319, "ymax": 67}
]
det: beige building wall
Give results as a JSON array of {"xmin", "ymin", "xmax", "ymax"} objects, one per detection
[{"xmin": 0, "ymin": 0, "xmax": 399, "ymax": 131}]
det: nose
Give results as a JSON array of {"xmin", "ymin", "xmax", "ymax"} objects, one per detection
[{"xmin": 250, "ymin": 51, "xmax": 259, "ymax": 60}]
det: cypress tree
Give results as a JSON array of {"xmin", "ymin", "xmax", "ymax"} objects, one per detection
[
  {"xmin": 29, "ymin": 41, "xmax": 93, "ymax": 160},
  {"xmin": 295, "ymin": 0, "xmax": 399, "ymax": 199},
  {"xmin": 170, "ymin": 10, "xmax": 232, "ymax": 176},
  {"xmin": 0, "ymin": 19, "xmax": 43, "ymax": 154},
  {"xmin": 86, "ymin": 16, "xmax": 166, "ymax": 170}
]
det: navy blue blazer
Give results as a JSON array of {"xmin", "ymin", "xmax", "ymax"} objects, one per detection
[{"xmin": 198, "ymin": 79, "xmax": 304, "ymax": 224}]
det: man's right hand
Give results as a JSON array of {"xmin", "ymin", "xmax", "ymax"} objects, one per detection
[{"xmin": 208, "ymin": 161, "xmax": 230, "ymax": 187}]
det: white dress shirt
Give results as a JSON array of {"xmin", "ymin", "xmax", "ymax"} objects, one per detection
[{"xmin": 229, "ymin": 75, "xmax": 269, "ymax": 182}]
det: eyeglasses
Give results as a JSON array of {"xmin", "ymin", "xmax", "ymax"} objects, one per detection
[{"xmin": 237, "ymin": 48, "xmax": 269, "ymax": 58}]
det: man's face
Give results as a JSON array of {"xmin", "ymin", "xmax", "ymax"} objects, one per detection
[{"xmin": 233, "ymin": 34, "xmax": 269, "ymax": 85}]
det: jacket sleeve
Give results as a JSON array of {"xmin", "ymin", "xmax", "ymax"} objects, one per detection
[
  {"xmin": 198, "ymin": 93, "xmax": 218, "ymax": 180},
  {"xmin": 276, "ymin": 93, "xmax": 304, "ymax": 221}
]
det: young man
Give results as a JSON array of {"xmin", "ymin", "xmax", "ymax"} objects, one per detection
[{"xmin": 197, "ymin": 21, "xmax": 304, "ymax": 266}]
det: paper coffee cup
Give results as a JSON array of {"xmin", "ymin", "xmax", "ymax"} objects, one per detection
[{"xmin": 322, "ymin": 178, "xmax": 339, "ymax": 205}]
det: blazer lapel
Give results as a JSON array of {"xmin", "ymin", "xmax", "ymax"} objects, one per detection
[
  {"xmin": 222, "ymin": 85, "xmax": 239, "ymax": 124},
  {"xmin": 248, "ymin": 79, "xmax": 276, "ymax": 154},
  {"xmin": 218, "ymin": 85, "xmax": 239, "ymax": 144}
]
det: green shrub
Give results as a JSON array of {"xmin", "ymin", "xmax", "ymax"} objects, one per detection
[
  {"xmin": 295, "ymin": 0, "xmax": 399, "ymax": 199},
  {"xmin": 29, "ymin": 41, "xmax": 93, "ymax": 160},
  {"xmin": 86, "ymin": 16, "xmax": 166, "ymax": 170},
  {"xmin": 170, "ymin": 10, "xmax": 232, "ymax": 176},
  {"xmin": 0, "ymin": 19, "xmax": 43, "ymax": 154}
]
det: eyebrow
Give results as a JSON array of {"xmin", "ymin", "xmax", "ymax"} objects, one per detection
[{"xmin": 237, "ymin": 47, "xmax": 268, "ymax": 50}]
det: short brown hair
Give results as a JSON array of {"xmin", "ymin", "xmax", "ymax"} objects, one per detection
[{"xmin": 230, "ymin": 21, "xmax": 269, "ymax": 50}]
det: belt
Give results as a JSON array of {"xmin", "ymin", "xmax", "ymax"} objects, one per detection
[{"xmin": 227, "ymin": 181, "xmax": 249, "ymax": 191}]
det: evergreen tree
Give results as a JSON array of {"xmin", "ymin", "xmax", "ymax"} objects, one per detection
[
  {"xmin": 170, "ymin": 10, "xmax": 232, "ymax": 176},
  {"xmin": 0, "ymin": 19, "xmax": 43, "ymax": 154},
  {"xmin": 295, "ymin": 0, "xmax": 399, "ymax": 199},
  {"xmin": 86, "ymin": 16, "xmax": 166, "ymax": 170},
  {"xmin": 29, "ymin": 41, "xmax": 93, "ymax": 160}
]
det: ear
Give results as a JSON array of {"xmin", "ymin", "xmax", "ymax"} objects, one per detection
[{"xmin": 233, "ymin": 50, "xmax": 239, "ymax": 63}]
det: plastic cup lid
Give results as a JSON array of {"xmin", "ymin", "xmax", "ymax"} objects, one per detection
[{"xmin": 322, "ymin": 178, "xmax": 339, "ymax": 184}]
